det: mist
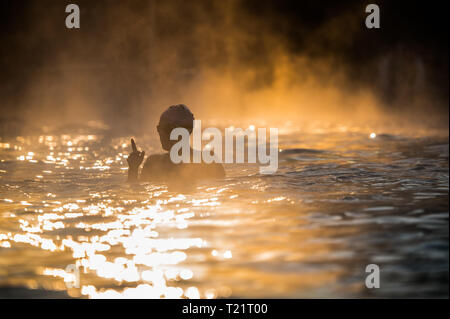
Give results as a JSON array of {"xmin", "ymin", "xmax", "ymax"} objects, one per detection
[{"xmin": 0, "ymin": 0, "xmax": 448, "ymax": 136}]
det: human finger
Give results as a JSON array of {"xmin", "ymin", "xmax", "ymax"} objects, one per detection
[{"xmin": 131, "ymin": 138, "xmax": 138, "ymax": 153}]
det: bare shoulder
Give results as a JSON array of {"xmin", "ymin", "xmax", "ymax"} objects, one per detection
[
  {"xmin": 141, "ymin": 153, "xmax": 174, "ymax": 180},
  {"xmin": 144, "ymin": 153, "xmax": 170, "ymax": 163},
  {"xmin": 141, "ymin": 153, "xmax": 225, "ymax": 181}
]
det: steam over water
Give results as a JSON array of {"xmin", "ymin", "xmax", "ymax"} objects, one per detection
[{"xmin": 0, "ymin": 122, "xmax": 448, "ymax": 298}]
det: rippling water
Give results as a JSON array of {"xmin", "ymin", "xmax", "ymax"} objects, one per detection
[{"xmin": 0, "ymin": 122, "xmax": 448, "ymax": 298}]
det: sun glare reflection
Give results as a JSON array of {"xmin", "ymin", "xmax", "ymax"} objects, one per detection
[{"xmin": 0, "ymin": 133, "xmax": 242, "ymax": 298}]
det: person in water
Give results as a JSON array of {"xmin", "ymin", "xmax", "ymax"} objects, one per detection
[{"xmin": 127, "ymin": 104, "xmax": 225, "ymax": 183}]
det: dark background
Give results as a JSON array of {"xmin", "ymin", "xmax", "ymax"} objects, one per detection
[{"xmin": 0, "ymin": 0, "xmax": 448, "ymax": 134}]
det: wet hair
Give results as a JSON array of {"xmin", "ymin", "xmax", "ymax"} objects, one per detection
[{"xmin": 158, "ymin": 104, "xmax": 194, "ymax": 133}]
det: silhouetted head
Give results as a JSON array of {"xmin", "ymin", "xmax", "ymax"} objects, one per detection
[{"xmin": 157, "ymin": 104, "xmax": 194, "ymax": 151}]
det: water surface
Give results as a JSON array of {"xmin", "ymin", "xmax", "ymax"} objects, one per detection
[{"xmin": 0, "ymin": 123, "xmax": 448, "ymax": 298}]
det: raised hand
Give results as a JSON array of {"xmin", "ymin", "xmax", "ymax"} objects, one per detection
[{"xmin": 127, "ymin": 138, "xmax": 145, "ymax": 170}]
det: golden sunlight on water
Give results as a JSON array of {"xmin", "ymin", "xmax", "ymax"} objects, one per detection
[{"xmin": 0, "ymin": 122, "xmax": 448, "ymax": 298}]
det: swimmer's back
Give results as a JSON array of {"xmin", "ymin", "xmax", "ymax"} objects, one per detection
[{"xmin": 141, "ymin": 153, "xmax": 224, "ymax": 182}]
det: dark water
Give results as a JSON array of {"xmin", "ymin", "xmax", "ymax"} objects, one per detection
[{"xmin": 0, "ymin": 123, "xmax": 448, "ymax": 298}]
